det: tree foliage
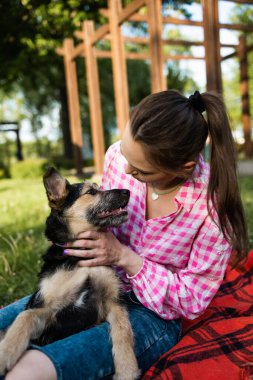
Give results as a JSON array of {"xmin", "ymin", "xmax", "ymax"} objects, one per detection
[{"xmin": 0, "ymin": 0, "xmax": 196, "ymax": 159}]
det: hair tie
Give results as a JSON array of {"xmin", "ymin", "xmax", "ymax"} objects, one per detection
[{"xmin": 188, "ymin": 91, "xmax": 205, "ymax": 114}]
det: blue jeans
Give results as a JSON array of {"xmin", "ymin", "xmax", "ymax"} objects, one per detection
[{"xmin": 0, "ymin": 292, "xmax": 181, "ymax": 380}]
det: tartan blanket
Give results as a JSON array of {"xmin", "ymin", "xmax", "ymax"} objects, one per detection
[{"xmin": 143, "ymin": 250, "xmax": 253, "ymax": 380}]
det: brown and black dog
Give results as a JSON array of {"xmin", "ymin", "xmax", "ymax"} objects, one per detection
[{"xmin": 0, "ymin": 167, "xmax": 139, "ymax": 380}]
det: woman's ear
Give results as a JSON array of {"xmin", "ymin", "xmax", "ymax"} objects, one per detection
[{"xmin": 182, "ymin": 161, "xmax": 196, "ymax": 173}]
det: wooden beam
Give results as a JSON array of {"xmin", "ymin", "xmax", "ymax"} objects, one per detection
[
  {"xmin": 126, "ymin": 52, "xmax": 150, "ymax": 60},
  {"xmin": 124, "ymin": 36, "xmax": 149, "ymax": 44},
  {"xmin": 83, "ymin": 21, "xmax": 105, "ymax": 174},
  {"xmin": 221, "ymin": 50, "xmax": 238, "ymax": 61},
  {"xmin": 99, "ymin": 8, "xmax": 109, "ymax": 18},
  {"xmin": 125, "ymin": 13, "xmax": 147, "ymax": 22},
  {"xmin": 108, "ymin": 0, "xmax": 130, "ymax": 137},
  {"xmin": 56, "ymin": 47, "xmax": 64, "ymax": 56},
  {"xmin": 95, "ymin": 50, "xmax": 112, "ymax": 59},
  {"xmin": 118, "ymin": 0, "xmax": 146, "ymax": 25},
  {"xmin": 99, "ymin": 0, "xmax": 147, "ymax": 25},
  {"xmin": 71, "ymin": 43, "xmax": 85, "ymax": 60},
  {"xmin": 247, "ymin": 44, "xmax": 253, "ymax": 53},
  {"xmin": 239, "ymin": 35, "xmax": 253, "ymax": 158},
  {"xmin": 222, "ymin": 0, "xmax": 253, "ymax": 4},
  {"xmin": 65, "ymin": 47, "xmax": 204, "ymax": 61},
  {"xmin": 91, "ymin": 24, "xmax": 110, "ymax": 45},
  {"xmin": 202, "ymin": 0, "xmax": 222, "ymax": 93},
  {"xmin": 147, "ymin": 0, "xmax": 166, "ymax": 92},
  {"xmin": 221, "ymin": 43, "xmax": 239, "ymax": 48},
  {"xmin": 124, "ymin": 36, "xmax": 237, "ymax": 48},
  {"xmin": 221, "ymin": 42, "xmax": 253, "ymax": 60},
  {"xmin": 163, "ymin": 17, "xmax": 203, "ymax": 27},
  {"xmin": 125, "ymin": 13, "xmax": 204, "ymax": 25},
  {"xmin": 62, "ymin": 39, "xmax": 83, "ymax": 176},
  {"xmin": 164, "ymin": 54, "xmax": 205, "ymax": 60},
  {"xmin": 219, "ymin": 23, "xmax": 253, "ymax": 32},
  {"xmin": 74, "ymin": 31, "xmax": 84, "ymax": 40},
  {"xmin": 71, "ymin": 36, "xmax": 236, "ymax": 55}
]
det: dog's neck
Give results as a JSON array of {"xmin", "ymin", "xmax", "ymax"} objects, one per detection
[{"xmin": 48, "ymin": 227, "xmax": 107, "ymax": 247}]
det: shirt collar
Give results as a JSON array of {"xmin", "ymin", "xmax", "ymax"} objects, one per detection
[{"xmin": 175, "ymin": 155, "xmax": 209, "ymax": 212}]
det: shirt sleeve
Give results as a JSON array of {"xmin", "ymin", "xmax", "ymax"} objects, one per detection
[{"xmin": 126, "ymin": 218, "xmax": 232, "ymax": 320}]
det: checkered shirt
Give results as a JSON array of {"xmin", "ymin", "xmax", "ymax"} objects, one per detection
[{"xmin": 101, "ymin": 141, "xmax": 232, "ymax": 320}]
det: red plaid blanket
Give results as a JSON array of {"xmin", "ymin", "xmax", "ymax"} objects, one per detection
[{"xmin": 143, "ymin": 250, "xmax": 253, "ymax": 380}]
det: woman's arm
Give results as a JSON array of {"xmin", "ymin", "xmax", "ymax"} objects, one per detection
[
  {"xmin": 64, "ymin": 217, "xmax": 231, "ymax": 320},
  {"xmin": 123, "ymin": 219, "xmax": 232, "ymax": 320}
]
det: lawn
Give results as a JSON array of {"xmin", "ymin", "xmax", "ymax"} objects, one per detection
[{"xmin": 0, "ymin": 175, "xmax": 252, "ymax": 306}]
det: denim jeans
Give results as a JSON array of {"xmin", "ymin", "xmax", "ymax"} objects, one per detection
[{"xmin": 0, "ymin": 292, "xmax": 181, "ymax": 380}]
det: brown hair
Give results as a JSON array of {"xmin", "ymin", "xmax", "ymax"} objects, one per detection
[{"xmin": 130, "ymin": 90, "xmax": 248, "ymax": 267}]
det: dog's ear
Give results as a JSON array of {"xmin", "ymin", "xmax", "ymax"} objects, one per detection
[{"xmin": 43, "ymin": 167, "xmax": 70, "ymax": 209}]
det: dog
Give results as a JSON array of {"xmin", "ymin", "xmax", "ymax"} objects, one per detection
[{"xmin": 0, "ymin": 167, "xmax": 139, "ymax": 380}]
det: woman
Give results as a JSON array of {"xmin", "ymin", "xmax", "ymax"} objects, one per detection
[{"xmin": 0, "ymin": 90, "xmax": 248, "ymax": 380}]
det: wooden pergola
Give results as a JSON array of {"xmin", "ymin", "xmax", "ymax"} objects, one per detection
[
  {"xmin": 57, "ymin": 0, "xmax": 253, "ymax": 176},
  {"xmin": 0, "ymin": 122, "xmax": 23, "ymax": 161}
]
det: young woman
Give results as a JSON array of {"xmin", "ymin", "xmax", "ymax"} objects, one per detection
[{"xmin": 0, "ymin": 90, "xmax": 248, "ymax": 380}]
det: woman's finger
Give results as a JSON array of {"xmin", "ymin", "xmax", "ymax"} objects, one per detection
[
  {"xmin": 65, "ymin": 239, "xmax": 97, "ymax": 249},
  {"xmin": 76, "ymin": 231, "xmax": 101, "ymax": 240},
  {"xmin": 78, "ymin": 258, "xmax": 103, "ymax": 267},
  {"xmin": 63, "ymin": 248, "xmax": 96, "ymax": 258}
]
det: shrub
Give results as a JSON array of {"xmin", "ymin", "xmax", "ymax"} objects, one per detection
[
  {"xmin": 10, "ymin": 158, "xmax": 47, "ymax": 179},
  {"xmin": 9, "ymin": 156, "xmax": 78, "ymax": 179}
]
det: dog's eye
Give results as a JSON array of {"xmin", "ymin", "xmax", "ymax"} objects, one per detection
[{"xmin": 85, "ymin": 188, "xmax": 98, "ymax": 196}]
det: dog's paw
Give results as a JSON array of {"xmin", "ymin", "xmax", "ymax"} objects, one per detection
[
  {"xmin": 113, "ymin": 368, "xmax": 141, "ymax": 380},
  {"xmin": 0, "ymin": 340, "xmax": 22, "ymax": 375},
  {"xmin": 0, "ymin": 330, "xmax": 5, "ymax": 343}
]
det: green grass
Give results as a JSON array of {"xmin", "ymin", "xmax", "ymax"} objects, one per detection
[{"xmin": 0, "ymin": 176, "xmax": 252, "ymax": 306}]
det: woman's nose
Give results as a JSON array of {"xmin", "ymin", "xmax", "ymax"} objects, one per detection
[{"xmin": 125, "ymin": 163, "xmax": 137, "ymax": 175}]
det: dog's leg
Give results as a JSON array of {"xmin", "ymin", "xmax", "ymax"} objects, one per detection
[
  {"xmin": 106, "ymin": 302, "xmax": 140, "ymax": 380},
  {"xmin": 0, "ymin": 308, "xmax": 52, "ymax": 375},
  {"xmin": 0, "ymin": 330, "xmax": 5, "ymax": 343}
]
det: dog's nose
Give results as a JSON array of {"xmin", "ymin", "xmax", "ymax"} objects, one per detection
[{"xmin": 121, "ymin": 189, "xmax": 130, "ymax": 197}]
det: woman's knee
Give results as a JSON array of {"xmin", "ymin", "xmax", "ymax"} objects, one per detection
[{"xmin": 6, "ymin": 350, "xmax": 57, "ymax": 380}]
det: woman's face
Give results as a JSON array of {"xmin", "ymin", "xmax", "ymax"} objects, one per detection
[{"xmin": 120, "ymin": 124, "xmax": 177, "ymax": 188}]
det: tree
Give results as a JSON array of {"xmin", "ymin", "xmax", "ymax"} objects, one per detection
[
  {"xmin": 0, "ymin": 0, "xmax": 108, "ymax": 159},
  {"xmin": 0, "ymin": 0, "xmax": 196, "ymax": 161}
]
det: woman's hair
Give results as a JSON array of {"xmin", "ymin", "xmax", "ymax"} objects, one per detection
[{"xmin": 129, "ymin": 90, "xmax": 248, "ymax": 267}]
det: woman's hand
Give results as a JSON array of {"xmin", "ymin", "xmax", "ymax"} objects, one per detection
[
  {"xmin": 64, "ymin": 231, "xmax": 124, "ymax": 267},
  {"xmin": 64, "ymin": 231, "xmax": 143, "ymax": 276}
]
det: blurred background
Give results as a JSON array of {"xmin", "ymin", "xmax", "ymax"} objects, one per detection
[{"xmin": 0, "ymin": 0, "xmax": 252, "ymax": 305}]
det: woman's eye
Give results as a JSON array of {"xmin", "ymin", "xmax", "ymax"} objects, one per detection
[
  {"xmin": 139, "ymin": 171, "xmax": 152, "ymax": 176},
  {"xmin": 85, "ymin": 188, "xmax": 98, "ymax": 195}
]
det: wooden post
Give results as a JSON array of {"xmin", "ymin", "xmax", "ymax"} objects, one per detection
[
  {"xmin": 147, "ymin": 0, "xmax": 166, "ymax": 93},
  {"xmin": 61, "ymin": 39, "xmax": 83, "ymax": 176},
  {"xmin": 108, "ymin": 0, "xmax": 130, "ymax": 137},
  {"xmin": 16, "ymin": 127, "xmax": 23, "ymax": 161},
  {"xmin": 202, "ymin": 0, "xmax": 222, "ymax": 93},
  {"xmin": 239, "ymin": 35, "xmax": 253, "ymax": 158},
  {"xmin": 82, "ymin": 21, "xmax": 105, "ymax": 174}
]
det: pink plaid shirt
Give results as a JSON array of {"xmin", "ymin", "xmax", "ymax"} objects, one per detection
[{"xmin": 101, "ymin": 141, "xmax": 232, "ymax": 320}]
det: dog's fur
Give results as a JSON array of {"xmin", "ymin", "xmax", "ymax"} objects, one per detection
[{"xmin": 0, "ymin": 168, "xmax": 139, "ymax": 380}]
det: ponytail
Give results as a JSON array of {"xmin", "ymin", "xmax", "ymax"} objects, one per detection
[{"xmin": 201, "ymin": 92, "xmax": 248, "ymax": 267}]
